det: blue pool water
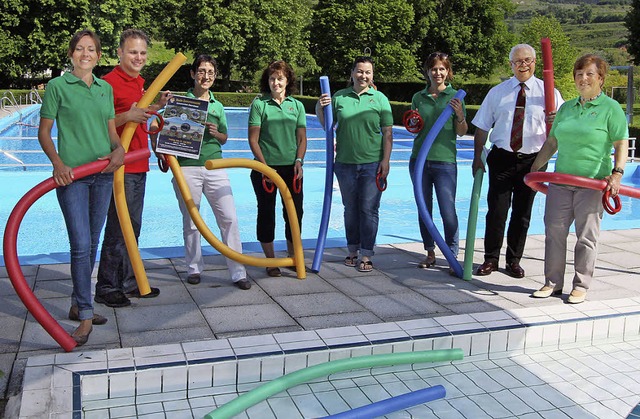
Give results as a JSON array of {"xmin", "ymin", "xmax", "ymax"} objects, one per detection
[{"xmin": 1, "ymin": 106, "xmax": 639, "ymax": 266}]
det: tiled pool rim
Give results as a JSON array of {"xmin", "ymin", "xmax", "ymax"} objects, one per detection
[{"xmin": 18, "ymin": 297, "xmax": 640, "ymax": 418}]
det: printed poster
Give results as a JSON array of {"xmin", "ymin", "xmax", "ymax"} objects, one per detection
[{"xmin": 155, "ymin": 95, "xmax": 208, "ymax": 159}]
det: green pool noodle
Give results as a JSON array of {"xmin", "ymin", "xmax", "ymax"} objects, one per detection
[{"xmin": 204, "ymin": 348, "xmax": 464, "ymax": 419}]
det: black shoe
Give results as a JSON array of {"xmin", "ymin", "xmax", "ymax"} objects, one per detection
[
  {"xmin": 187, "ymin": 274, "xmax": 201, "ymax": 285},
  {"xmin": 505, "ymin": 262, "xmax": 525, "ymax": 278},
  {"xmin": 94, "ymin": 291, "xmax": 131, "ymax": 308},
  {"xmin": 125, "ymin": 287, "xmax": 160, "ymax": 298},
  {"xmin": 476, "ymin": 261, "xmax": 498, "ymax": 276},
  {"xmin": 235, "ymin": 279, "xmax": 251, "ymax": 290}
]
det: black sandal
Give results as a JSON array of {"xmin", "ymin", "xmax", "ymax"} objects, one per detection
[
  {"xmin": 357, "ymin": 260, "xmax": 374, "ymax": 272},
  {"xmin": 344, "ymin": 256, "xmax": 357, "ymax": 267}
]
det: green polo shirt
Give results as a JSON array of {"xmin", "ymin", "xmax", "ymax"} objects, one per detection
[
  {"xmin": 410, "ymin": 84, "xmax": 466, "ymax": 162},
  {"xmin": 550, "ymin": 94, "xmax": 628, "ymax": 179},
  {"xmin": 40, "ymin": 72, "xmax": 115, "ymax": 168},
  {"xmin": 248, "ymin": 95, "xmax": 306, "ymax": 166},
  {"xmin": 177, "ymin": 89, "xmax": 228, "ymax": 167},
  {"xmin": 332, "ymin": 87, "xmax": 393, "ymax": 164}
]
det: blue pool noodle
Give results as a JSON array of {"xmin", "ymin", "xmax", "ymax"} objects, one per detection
[
  {"xmin": 323, "ymin": 385, "xmax": 446, "ymax": 418},
  {"xmin": 311, "ymin": 76, "xmax": 334, "ymax": 273},
  {"xmin": 412, "ymin": 89, "xmax": 466, "ymax": 278}
]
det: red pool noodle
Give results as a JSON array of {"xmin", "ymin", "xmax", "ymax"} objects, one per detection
[
  {"xmin": 541, "ymin": 37, "xmax": 556, "ymax": 134},
  {"xmin": 524, "ymin": 171, "xmax": 640, "ymax": 199},
  {"xmin": 3, "ymin": 148, "xmax": 150, "ymax": 351}
]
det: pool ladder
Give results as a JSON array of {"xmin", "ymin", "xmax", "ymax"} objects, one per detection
[{"xmin": 1, "ymin": 91, "xmax": 22, "ymax": 118}]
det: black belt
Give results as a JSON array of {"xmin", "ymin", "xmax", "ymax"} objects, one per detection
[{"xmin": 492, "ymin": 146, "xmax": 537, "ymax": 159}]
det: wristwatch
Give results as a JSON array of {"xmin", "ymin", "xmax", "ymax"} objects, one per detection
[
  {"xmin": 295, "ymin": 158, "xmax": 304, "ymax": 166},
  {"xmin": 612, "ymin": 167, "xmax": 624, "ymax": 175}
]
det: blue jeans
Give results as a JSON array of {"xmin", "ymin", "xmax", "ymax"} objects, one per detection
[
  {"xmin": 334, "ymin": 162, "xmax": 382, "ymax": 257},
  {"xmin": 56, "ymin": 173, "xmax": 113, "ymax": 320},
  {"xmin": 96, "ymin": 173, "xmax": 146, "ymax": 296},
  {"xmin": 409, "ymin": 159, "xmax": 459, "ymax": 256}
]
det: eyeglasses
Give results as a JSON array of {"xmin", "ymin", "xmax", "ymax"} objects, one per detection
[
  {"xmin": 427, "ymin": 52, "xmax": 448, "ymax": 60},
  {"xmin": 196, "ymin": 69, "xmax": 216, "ymax": 77},
  {"xmin": 511, "ymin": 57, "xmax": 534, "ymax": 67}
]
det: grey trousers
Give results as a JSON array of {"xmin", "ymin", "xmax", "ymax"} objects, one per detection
[{"xmin": 544, "ymin": 184, "xmax": 603, "ymax": 292}]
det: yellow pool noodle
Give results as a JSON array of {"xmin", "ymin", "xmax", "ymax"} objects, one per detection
[
  {"xmin": 169, "ymin": 156, "xmax": 306, "ymax": 279},
  {"xmin": 114, "ymin": 53, "xmax": 187, "ymax": 295}
]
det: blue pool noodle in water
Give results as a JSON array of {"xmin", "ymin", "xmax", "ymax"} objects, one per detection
[
  {"xmin": 412, "ymin": 89, "xmax": 466, "ymax": 278},
  {"xmin": 311, "ymin": 76, "xmax": 334, "ymax": 273},
  {"xmin": 323, "ymin": 385, "xmax": 446, "ymax": 418}
]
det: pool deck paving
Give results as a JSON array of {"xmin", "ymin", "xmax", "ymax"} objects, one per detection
[{"xmin": 2, "ymin": 230, "xmax": 640, "ymax": 417}]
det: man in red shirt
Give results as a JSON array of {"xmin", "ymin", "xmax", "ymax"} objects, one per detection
[{"xmin": 95, "ymin": 29, "xmax": 171, "ymax": 307}]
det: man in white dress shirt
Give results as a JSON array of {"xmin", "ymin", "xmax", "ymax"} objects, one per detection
[{"xmin": 472, "ymin": 44, "xmax": 564, "ymax": 278}]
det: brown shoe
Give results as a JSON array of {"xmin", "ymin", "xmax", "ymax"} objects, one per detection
[
  {"xmin": 505, "ymin": 262, "xmax": 525, "ymax": 278},
  {"xmin": 476, "ymin": 261, "xmax": 497, "ymax": 276},
  {"xmin": 568, "ymin": 289, "xmax": 587, "ymax": 304},
  {"xmin": 532, "ymin": 286, "xmax": 562, "ymax": 298},
  {"xmin": 68, "ymin": 306, "xmax": 107, "ymax": 325},
  {"xmin": 266, "ymin": 267, "xmax": 281, "ymax": 277}
]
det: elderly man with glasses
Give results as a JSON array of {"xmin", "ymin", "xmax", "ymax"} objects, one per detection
[{"xmin": 471, "ymin": 44, "xmax": 564, "ymax": 279}]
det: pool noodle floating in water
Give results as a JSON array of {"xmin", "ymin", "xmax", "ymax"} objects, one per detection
[
  {"xmin": 412, "ymin": 90, "xmax": 466, "ymax": 278},
  {"xmin": 3, "ymin": 148, "xmax": 150, "ymax": 351},
  {"xmin": 322, "ymin": 385, "xmax": 446, "ymax": 418},
  {"xmin": 114, "ymin": 53, "xmax": 187, "ymax": 296},
  {"xmin": 168, "ymin": 156, "xmax": 306, "ymax": 278},
  {"xmin": 311, "ymin": 76, "xmax": 334, "ymax": 273},
  {"xmin": 203, "ymin": 349, "xmax": 463, "ymax": 419}
]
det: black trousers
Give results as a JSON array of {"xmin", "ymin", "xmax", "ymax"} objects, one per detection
[
  {"xmin": 250, "ymin": 165, "xmax": 303, "ymax": 243},
  {"xmin": 483, "ymin": 146, "xmax": 546, "ymax": 264}
]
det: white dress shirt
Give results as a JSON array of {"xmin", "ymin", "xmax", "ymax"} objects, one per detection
[{"xmin": 472, "ymin": 76, "xmax": 564, "ymax": 154}]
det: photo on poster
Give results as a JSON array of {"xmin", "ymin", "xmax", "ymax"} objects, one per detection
[{"xmin": 155, "ymin": 95, "xmax": 208, "ymax": 159}]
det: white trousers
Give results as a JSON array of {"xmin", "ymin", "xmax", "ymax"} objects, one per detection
[
  {"xmin": 544, "ymin": 184, "xmax": 603, "ymax": 292},
  {"xmin": 172, "ymin": 166, "xmax": 246, "ymax": 281}
]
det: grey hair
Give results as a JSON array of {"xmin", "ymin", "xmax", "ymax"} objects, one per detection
[{"xmin": 509, "ymin": 44, "xmax": 536, "ymax": 61}]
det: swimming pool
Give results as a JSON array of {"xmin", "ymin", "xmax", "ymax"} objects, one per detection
[{"xmin": 1, "ymin": 106, "xmax": 639, "ymax": 266}]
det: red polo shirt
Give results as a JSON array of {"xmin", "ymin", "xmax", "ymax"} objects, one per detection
[{"xmin": 102, "ymin": 66, "xmax": 149, "ymax": 173}]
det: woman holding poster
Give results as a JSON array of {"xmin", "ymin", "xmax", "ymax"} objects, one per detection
[{"xmin": 165, "ymin": 55, "xmax": 250, "ymax": 290}]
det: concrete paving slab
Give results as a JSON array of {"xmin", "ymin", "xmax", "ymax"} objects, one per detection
[
  {"xmin": 296, "ymin": 312, "xmax": 383, "ymax": 330},
  {"xmin": 0, "ymin": 295, "xmax": 29, "ymax": 319},
  {"xmin": 252, "ymin": 275, "xmax": 337, "ymax": 297},
  {"xmin": 201, "ymin": 304, "xmax": 298, "ymax": 334},
  {"xmin": 35, "ymin": 264, "xmax": 71, "ymax": 281},
  {"xmin": 324, "ymin": 275, "xmax": 411, "ymax": 297},
  {"xmin": 0, "ymin": 276, "xmax": 35, "ymax": 297},
  {"xmin": 115, "ymin": 303, "xmax": 207, "ymax": 333},
  {"xmin": 121, "ymin": 326, "xmax": 215, "ymax": 348},
  {"xmin": 0, "ymin": 316, "xmax": 25, "ymax": 353},
  {"xmin": 272, "ymin": 292, "xmax": 366, "ymax": 318},
  {"xmin": 352, "ymin": 293, "xmax": 450, "ymax": 320},
  {"xmin": 189, "ymin": 283, "xmax": 272, "ymax": 308}
]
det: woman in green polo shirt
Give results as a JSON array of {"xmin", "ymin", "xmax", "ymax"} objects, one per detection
[
  {"xmin": 316, "ymin": 56, "xmax": 393, "ymax": 273},
  {"xmin": 38, "ymin": 30, "xmax": 125, "ymax": 346},
  {"xmin": 248, "ymin": 60, "xmax": 307, "ymax": 277},
  {"xmin": 166, "ymin": 55, "xmax": 250, "ymax": 290},
  {"xmin": 410, "ymin": 52, "xmax": 467, "ymax": 271},
  {"xmin": 530, "ymin": 54, "xmax": 628, "ymax": 304}
]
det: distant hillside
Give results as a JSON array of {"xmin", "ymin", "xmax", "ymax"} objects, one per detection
[{"xmin": 509, "ymin": 0, "xmax": 631, "ymax": 65}]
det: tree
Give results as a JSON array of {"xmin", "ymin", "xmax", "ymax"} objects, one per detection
[
  {"xmin": 625, "ymin": 0, "xmax": 640, "ymax": 65},
  {"xmin": 408, "ymin": 0, "xmax": 516, "ymax": 78},
  {"xmin": 158, "ymin": 0, "xmax": 317, "ymax": 89},
  {"xmin": 519, "ymin": 15, "xmax": 577, "ymax": 80},
  {"xmin": 309, "ymin": 0, "xmax": 417, "ymax": 82},
  {"xmin": 0, "ymin": 0, "xmax": 27, "ymax": 79}
]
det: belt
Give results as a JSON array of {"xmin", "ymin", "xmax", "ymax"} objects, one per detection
[{"xmin": 492, "ymin": 146, "xmax": 537, "ymax": 159}]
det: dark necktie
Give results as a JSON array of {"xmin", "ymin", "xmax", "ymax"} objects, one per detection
[{"xmin": 510, "ymin": 82, "xmax": 526, "ymax": 152}]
